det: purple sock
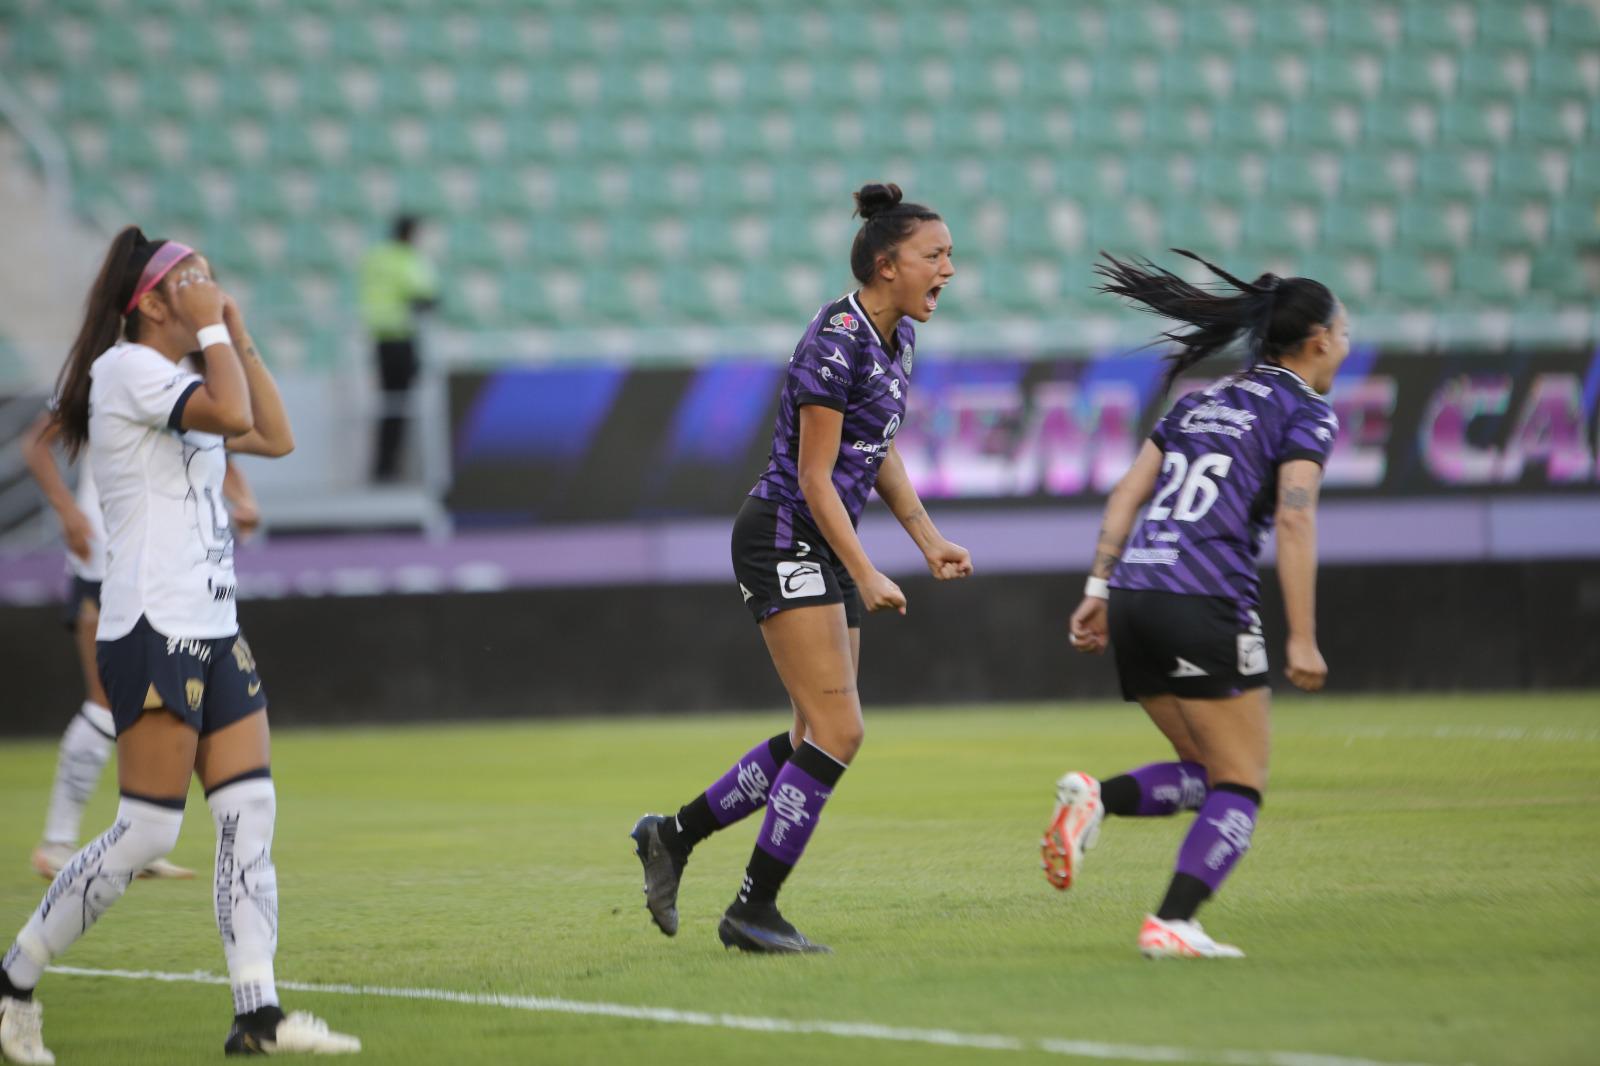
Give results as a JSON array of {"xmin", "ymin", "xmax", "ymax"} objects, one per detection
[
  {"xmin": 659, "ymin": 733, "xmax": 794, "ymax": 858},
  {"xmin": 1132, "ymin": 761, "xmax": 1209, "ymax": 815},
  {"xmin": 1174, "ymin": 787, "xmax": 1259, "ymax": 895},
  {"xmin": 706, "ymin": 735, "xmax": 789, "ymax": 827},
  {"xmin": 737, "ymin": 741, "xmax": 846, "ymax": 909}
]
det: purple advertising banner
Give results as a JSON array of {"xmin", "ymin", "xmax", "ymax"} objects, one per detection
[{"xmin": 448, "ymin": 348, "xmax": 1600, "ymax": 523}]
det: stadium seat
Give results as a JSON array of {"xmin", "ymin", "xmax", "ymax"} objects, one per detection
[
  {"xmin": 1416, "ymin": 149, "xmax": 1484, "ymax": 200},
  {"xmin": 1473, "ymin": 199, "xmax": 1537, "ymax": 250},
  {"xmin": 1493, "ymin": 154, "xmax": 1558, "ymax": 199},
  {"xmin": 1451, "ymin": 251, "xmax": 1515, "ymax": 303},
  {"xmin": 1528, "ymin": 246, "xmax": 1595, "ymax": 300},
  {"xmin": 1398, "ymin": 200, "xmax": 1463, "ymax": 253},
  {"xmin": 1374, "ymin": 250, "xmax": 1442, "ymax": 305},
  {"xmin": 234, "ymin": 171, "xmax": 294, "ymax": 224}
]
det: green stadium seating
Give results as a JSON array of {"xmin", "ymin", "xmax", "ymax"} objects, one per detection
[
  {"xmin": 1529, "ymin": 247, "xmax": 1594, "ymax": 300},
  {"xmin": 8, "ymin": 0, "xmax": 1589, "ymax": 344},
  {"xmin": 1452, "ymin": 252, "xmax": 1514, "ymax": 303},
  {"xmin": 1374, "ymin": 250, "xmax": 1442, "ymax": 306},
  {"xmin": 1398, "ymin": 201, "xmax": 1463, "ymax": 253},
  {"xmin": 1416, "ymin": 150, "xmax": 1482, "ymax": 200}
]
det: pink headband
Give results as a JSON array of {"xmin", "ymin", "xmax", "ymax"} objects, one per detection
[{"xmin": 123, "ymin": 241, "xmax": 195, "ymax": 315}]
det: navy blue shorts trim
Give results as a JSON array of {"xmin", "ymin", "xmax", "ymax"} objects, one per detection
[
  {"xmin": 61, "ymin": 576, "xmax": 102, "ymax": 631},
  {"xmin": 96, "ymin": 616, "xmax": 268, "ymax": 736},
  {"xmin": 1107, "ymin": 588, "xmax": 1270, "ymax": 702},
  {"xmin": 732, "ymin": 496, "xmax": 862, "ymax": 628}
]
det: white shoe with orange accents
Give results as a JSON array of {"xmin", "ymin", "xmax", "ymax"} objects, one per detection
[
  {"xmin": 1138, "ymin": 915, "xmax": 1245, "ymax": 959},
  {"xmin": 1041, "ymin": 772, "xmax": 1104, "ymax": 891}
]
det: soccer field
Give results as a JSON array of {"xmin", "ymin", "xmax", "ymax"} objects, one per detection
[{"xmin": 1, "ymin": 693, "xmax": 1596, "ymax": 1066}]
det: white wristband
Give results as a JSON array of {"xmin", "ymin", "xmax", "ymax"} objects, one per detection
[
  {"xmin": 196, "ymin": 324, "xmax": 232, "ymax": 350},
  {"xmin": 1084, "ymin": 576, "xmax": 1110, "ymax": 600}
]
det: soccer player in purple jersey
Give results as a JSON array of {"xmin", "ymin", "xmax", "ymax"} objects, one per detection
[
  {"xmin": 1041, "ymin": 250, "xmax": 1349, "ymax": 959},
  {"xmin": 630, "ymin": 184, "xmax": 971, "ymax": 953}
]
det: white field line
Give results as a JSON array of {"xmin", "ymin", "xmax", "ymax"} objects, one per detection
[{"xmin": 47, "ymin": 965, "xmax": 1459, "ymax": 1066}]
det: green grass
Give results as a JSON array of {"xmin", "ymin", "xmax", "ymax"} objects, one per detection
[{"xmin": 2, "ymin": 694, "xmax": 1597, "ymax": 1065}]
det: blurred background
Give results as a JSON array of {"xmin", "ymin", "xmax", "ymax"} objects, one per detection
[{"xmin": 1, "ymin": 0, "xmax": 1597, "ymax": 729}]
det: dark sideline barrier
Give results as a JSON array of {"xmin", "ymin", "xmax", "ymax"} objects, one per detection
[{"xmin": 5, "ymin": 560, "xmax": 1597, "ymax": 736}]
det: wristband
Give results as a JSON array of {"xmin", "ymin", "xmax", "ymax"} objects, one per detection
[
  {"xmin": 197, "ymin": 324, "xmax": 232, "ymax": 350},
  {"xmin": 1084, "ymin": 576, "xmax": 1110, "ymax": 600}
]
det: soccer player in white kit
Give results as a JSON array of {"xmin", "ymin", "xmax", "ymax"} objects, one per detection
[
  {"xmin": 0, "ymin": 228, "xmax": 358, "ymax": 1061},
  {"xmin": 21, "ymin": 414, "xmax": 269, "ymax": 881}
]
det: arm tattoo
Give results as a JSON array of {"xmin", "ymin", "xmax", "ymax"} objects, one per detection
[
  {"xmin": 1281, "ymin": 486, "xmax": 1314, "ymax": 510},
  {"xmin": 1092, "ymin": 551, "xmax": 1120, "ymax": 578}
]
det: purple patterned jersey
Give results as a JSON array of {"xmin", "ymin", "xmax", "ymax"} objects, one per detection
[
  {"xmin": 1110, "ymin": 363, "xmax": 1339, "ymax": 607},
  {"xmin": 750, "ymin": 291, "xmax": 915, "ymax": 528}
]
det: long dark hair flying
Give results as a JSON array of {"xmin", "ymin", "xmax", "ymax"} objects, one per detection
[
  {"xmin": 52, "ymin": 226, "xmax": 166, "ymax": 458},
  {"xmin": 1095, "ymin": 248, "xmax": 1336, "ymax": 394}
]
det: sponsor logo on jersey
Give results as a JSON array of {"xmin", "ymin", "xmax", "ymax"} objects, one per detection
[
  {"xmin": 1124, "ymin": 547, "xmax": 1180, "ymax": 565},
  {"xmin": 166, "ymin": 636, "xmax": 213, "ymax": 663},
  {"xmin": 869, "ymin": 362, "xmax": 885, "ymax": 379},
  {"xmin": 1169, "ymin": 657, "xmax": 1209, "ymax": 678},
  {"xmin": 823, "ymin": 346, "xmax": 850, "ymax": 368},
  {"xmin": 818, "ymin": 366, "xmax": 835, "ymax": 382},
  {"xmin": 1178, "ymin": 401, "xmax": 1258, "ymax": 438},
  {"xmin": 889, "ymin": 379, "xmax": 901, "ymax": 400},
  {"xmin": 851, "ymin": 413, "xmax": 902, "ymax": 465},
  {"xmin": 828, "ymin": 311, "xmax": 859, "ymax": 332},
  {"xmin": 776, "ymin": 560, "xmax": 826, "ymax": 598},
  {"xmin": 739, "ymin": 582, "xmax": 754, "ymax": 603}
]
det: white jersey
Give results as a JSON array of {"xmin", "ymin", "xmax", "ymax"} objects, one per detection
[
  {"xmin": 65, "ymin": 447, "xmax": 108, "ymax": 581},
  {"xmin": 89, "ymin": 342, "xmax": 238, "ymax": 640}
]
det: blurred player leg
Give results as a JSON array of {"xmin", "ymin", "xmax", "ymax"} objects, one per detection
[
  {"xmin": 718, "ymin": 606, "xmax": 859, "ymax": 954},
  {"xmin": 1141, "ymin": 690, "xmax": 1269, "ymax": 958},
  {"xmin": 198, "ymin": 711, "xmax": 358, "ymax": 1056},
  {"xmin": 1043, "ymin": 697, "xmax": 1209, "ymax": 890},
  {"xmin": 34, "ymin": 599, "xmax": 193, "ymax": 881},
  {"xmin": 0, "ymin": 710, "xmax": 195, "ymax": 1061}
]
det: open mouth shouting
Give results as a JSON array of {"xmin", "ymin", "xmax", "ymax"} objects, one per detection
[{"xmin": 924, "ymin": 282, "xmax": 948, "ymax": 315}]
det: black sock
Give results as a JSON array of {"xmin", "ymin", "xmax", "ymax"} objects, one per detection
[
  {"xmin": 657, "ymin": 796, "xmax": 712, "ymax": 860},
  {"xmin": 0, "ymin": 965, "xmax": 33, "ymax": 1002},
  {"xmin": 1155, "ymin": 872, "xmax": 1214, "ymax": 922},
  {"xmin": 235, "ymin": 1004, "xmax": 285, "ymax": 1029},
  {"xmin": 731, "ymin": 742, "xmax": 846, "ymax": 915},
  {"xmin": 659, "ymin": 733, "xmax": 796, "ymax": 860},
  {"xmin": 1215, "ymin": 782, "xmax": 1263, "ymax": 806},
  {"xmin": 1099, "ymin": 774, "xmax": 1141, "ymax": 816}
]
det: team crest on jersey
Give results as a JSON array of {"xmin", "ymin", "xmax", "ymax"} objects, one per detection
[
  {"xmin": 828, "ymin": 312, "xmax": 859, "ymax": 332},
  {"xmin": 900, "ymin": 344, "xmax": 914, "ymax": 375},
  {"xmin": 185, "ymin": 679, "xmax": 205, "ymax": 712}
]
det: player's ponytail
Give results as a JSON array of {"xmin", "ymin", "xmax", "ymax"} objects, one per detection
[
  {"xmin": 850, "ymin": 182, "xmax": 941, "ymax": 285},
  {"xmin": 52, "ymin": 225, "xmax": 151, "ymax": 458},
  {"xmin": 1096, "ymin": 249, "xmax": 1336, "ymax": 394}
]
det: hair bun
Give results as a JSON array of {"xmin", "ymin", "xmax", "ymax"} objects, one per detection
[
  {"xmin": 853, "ymin": 183, "xmax": 904, "ymax": 221},
  {"xmin": 1252, "ymin": 272, "xmax": 1283, "ymax": 293}
]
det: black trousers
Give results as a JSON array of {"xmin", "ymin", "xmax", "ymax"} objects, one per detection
[{"xmin": 374, "ymin": 337, "xmax": 418, "ymax": 480}]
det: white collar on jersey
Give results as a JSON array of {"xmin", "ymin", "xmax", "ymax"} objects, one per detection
[
  {"xmin": 847, "ymin": 290, "xmax": 898, "ymax": 354},
  {"xmin": 1257, "ymin": 362, "xmax": 1313, "ymax": 390}
]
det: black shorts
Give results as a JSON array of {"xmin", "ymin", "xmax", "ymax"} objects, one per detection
[
  {"xmin": 61, "ymin": 576, "xmax": 102, "ymax": 631},
  {"xmin": 731, "ymin": 496, "xmax": 862, "ymax": 628},
  {"xmin": 96, "ymin": 615, "xmax": 268, "ymax": 737},
  {"xmin": 1108, "ymin": 588, "xmax": 1270, "ymax": 702}
]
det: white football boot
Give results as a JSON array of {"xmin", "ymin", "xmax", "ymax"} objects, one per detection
[
  {"xmin": 0, "ymin": 996, "xmax": 55, "ymax": 1065},
  {"xmin": 32, "ymin": 842, "xmax": 194, "ymax": 881},
  {"xmin": 1041, "ymin": 772, "xmax": 1104, "ymax": 891},
  {"xmin": 225, "ymin": 1008, "xmax": 361, "ymax": 1055},
  {"xmin": 1138, "ymin": 915, "xmax": 1246, "ymax": 959}
]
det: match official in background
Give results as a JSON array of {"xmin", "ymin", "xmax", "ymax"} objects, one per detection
[{"xmin": 359, "ymin": 214, "xmax": 437, "ymax": 482}]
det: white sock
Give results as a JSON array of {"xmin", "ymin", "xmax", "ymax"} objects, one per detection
[
  {"xmin": 41, "ymin": 702, "xmax": 116, "ymax": 846},
  {"xmin": 4, "ymin": 796, "xmax": 184, "ymax": 989},
  {"xmin": 209, "ymin": 776, "xmax": 280, "ymax": 1015}
]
